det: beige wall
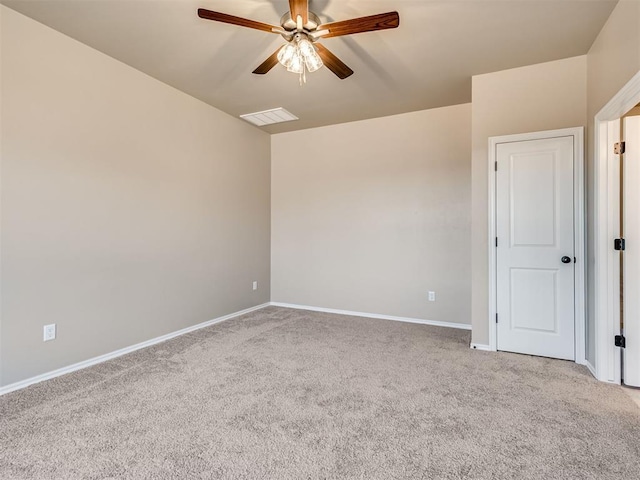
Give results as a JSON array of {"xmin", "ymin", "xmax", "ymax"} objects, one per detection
[
  {"xmin": 587, "ymin": 1, "xmax": 640, "ymax": 120},
  {"xmin": 271, "ymin": 104, "xmax": 471, "ymax": 325},
  {"xmin": 0, "ymin": 7, "xmax": 271, "ymax": 386},
  {"xmin": 586, "ymin": 0, "xmax": 640, "ymax": 364},
  {"xmin": 471, "ymin": 56, "xmax": 587, "ymax": 346}
]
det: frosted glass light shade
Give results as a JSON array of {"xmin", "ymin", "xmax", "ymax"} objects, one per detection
[
  {"xmin": 277, "ymin": 43, "xmax": 297, "ymax": 68},
  {"xmin": 304, "ymin": 50, "xmax": 323, "ymax": 72},
  {"xmin": 297, "ymin": 38, "xmax": 315, "ymax": 58},
  {"xmin": 287, "ymin": 52, "xmax": 304, "ymax": 74},
  {"xmin": 277, "ymin": 37, "xmax": 324, "ymax": 76}
]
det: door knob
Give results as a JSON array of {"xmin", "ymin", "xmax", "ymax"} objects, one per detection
[{"xmin": 561, "ymin": 256, "xmax": 572, "ymax": 264}]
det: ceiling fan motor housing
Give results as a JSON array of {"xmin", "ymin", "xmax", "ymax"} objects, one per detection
[{"xmin": 280, "ymin": 11, "xmax": 321, "ymax": 33}]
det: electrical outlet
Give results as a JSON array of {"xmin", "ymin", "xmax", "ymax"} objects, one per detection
[
  {"xmin": 252, "ymin": 281, "xmax": 258, "ymax": 291},
  {"xmin": 428, "ymin": 291, "xmax": 436, "ymax": 302},
  {"xmin": 43, "ymin": 324, "xmax": 56, "ymax": 342}
]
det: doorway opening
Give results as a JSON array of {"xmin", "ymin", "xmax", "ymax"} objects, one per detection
[
  {"xmin": 594, "ymin": 70, "xmax": 640, "ymax": 384},
  {"xmin": 619, "ymin": 104, "xmax": 640, "ymax": 387}
]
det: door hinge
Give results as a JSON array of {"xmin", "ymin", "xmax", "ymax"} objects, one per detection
[
  {"xmin": 494, "ymin": 161, "xmax": 498, "ymax": 171},
  {"xmin": 614, "ymin": 142, "xmax": 626, "ymax": 155},
  {"xmin": 615, "ymin": 335, "xmax": 626, "ymax": 348},
  {"xmin": 495, "ymin": 237, "xmax": 498, "ymax": 247},
  {"xmin": 496, "ymin": 313, "xmax": 499, "ymax": 324},
  {"xmin": 614, "ymin": 238, "xmax": 626, "ymax": 251}
]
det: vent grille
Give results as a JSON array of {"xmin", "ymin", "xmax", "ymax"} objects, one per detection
[{"xmin": 240, "ymin": 107, "xmax": 298, "ymax": 127}]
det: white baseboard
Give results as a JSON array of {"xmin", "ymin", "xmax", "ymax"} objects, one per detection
[
  {"xmin": 1, "ymin": 301, "xmax": 470, "ymax": 396},
  {"xmin": 270, "ymin": 302, "xmax": 472, "ymax": 330},
  {"xmin": 470, "ymin": 343, "xmax": 492, "ymax": 351},
  {"xmin": 0, "ymin": 302, "xmax": 270, "ymax": 397}
]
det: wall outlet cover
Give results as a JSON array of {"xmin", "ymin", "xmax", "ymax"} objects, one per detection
[{"xmin": 43, "ymin": 324, "xmax": 56, "ymax": 342}]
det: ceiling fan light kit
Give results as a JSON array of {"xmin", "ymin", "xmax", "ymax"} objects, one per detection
[
  {"xmin": 277, "ymin": 33, "xmax": 323, "ymax": 84},
  {"xmin": 197, "ymin": 0, "xmax": 399, "ymax": 83}
]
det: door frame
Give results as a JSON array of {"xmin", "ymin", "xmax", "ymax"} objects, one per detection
[
  {"xmin": 487, "ymin": 127, "xmax": 586, "ymax": 365},
  {"xmin": 594, "ymin": 70, "xmax": 640, "ymax": 384}
]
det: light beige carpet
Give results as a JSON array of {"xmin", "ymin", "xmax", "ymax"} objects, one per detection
[{"xmin": 1, "ymin": 306, "xmax": 639, "ymax": 479}]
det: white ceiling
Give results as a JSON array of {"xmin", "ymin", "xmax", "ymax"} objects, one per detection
[{"xmin": 2, "ymin": 0, "xmax": 617, "ymax": 133}]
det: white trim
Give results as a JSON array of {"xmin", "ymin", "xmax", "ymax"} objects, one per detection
[
  {"xmin": 487, "ymin": 127, "xmax": 587, "ymax": 364},
  {"xmin": 488, "ymin": 133, "xmax": 498, "ymax": 352},
  {"xmin": 470, "ymin": 343, "xmax": 492, "ymax": 351},
  {"xmin": 594, "ymin": 69, "xmax": 640, "ymax": 384},
  {"xmin": 0, "ymin": 303, "xmax": 270, "ymax": 396},
  {"xmin": 585, "ymin": 359, "xmax": 598, "ymax": 379},
  {"xmin": 270, "ymin": 302, "xmax": 472, "ymax": 330}
]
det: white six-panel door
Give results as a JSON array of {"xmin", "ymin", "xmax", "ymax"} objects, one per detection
[
  {"xmin": 623, "ymin": 115, "xmax": 640, "ymax": 386},
  {"xmin": 496, "ymin": 136, "xmax": 575, "ymax": 360}
]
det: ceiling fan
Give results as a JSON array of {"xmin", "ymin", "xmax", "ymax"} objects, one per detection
[{"xmin": 197, "ymin": 1, "xmax": 399, "ymax": 81}]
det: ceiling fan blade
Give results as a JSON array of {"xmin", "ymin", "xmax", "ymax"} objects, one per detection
[
  {"xmin": 198, "ymin": 9, "xmax": 279, "ymax": 34},
  {"xmin": 315, "ymin": 44, "xmax": 354, "ymax": 79},
  {"xmin": 253, "ymin": 49, "xmax": 281, "ymax": 75},
  {"xmin": 319, "ymin": 12, "xmax": 399, "ymax": 39},
  {"xmin": 289, "ymin": 0, "xmax": 309, "ymax": 26}
]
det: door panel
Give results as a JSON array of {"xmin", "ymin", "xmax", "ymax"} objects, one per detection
[
  {"xmin": 496, "ymin": 136, "xmax": 575, "ymax": 360},
  {"xmin": 510, "ymin": 268, "xmax": 558, "ymax": 333},
  {"xmin": 623, "ymin": 116, "xmax": 640, "ymax": 387},
  {"xmin": 510, "ymin": 152, "xmax": 556, "ymax": 246}
]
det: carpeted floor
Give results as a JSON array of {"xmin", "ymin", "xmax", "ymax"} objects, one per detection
[{"xmin": 1, "ymin": 307, "xmax": 639, "ymax": 479}]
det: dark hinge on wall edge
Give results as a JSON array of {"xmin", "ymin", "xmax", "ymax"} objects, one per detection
[
  {"xmin": 496, "ymin": 313, "xmax": 499, "ymax": 324},
  {"xmin": 495, "ymin": 161, "xmax": 498, "ymax": 171},
  {"xmin": 615, "ymin": 335, "xmax": 626, "ymax": 348},
  {"xmin": 615, "ymin": 238, "xmax": 626, "ymax": 251},
  {"xmin": 495, "ymin": 237, "xmax": 498, "ymax": 247},
  {"xmin": 614, "ymin": 142, "xmax": 626, "ymax": 155}
]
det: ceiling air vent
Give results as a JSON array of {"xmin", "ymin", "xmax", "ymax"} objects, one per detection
[{"xmin": 240, "ymin": 108, "xmax": 298, "ymax": 127}]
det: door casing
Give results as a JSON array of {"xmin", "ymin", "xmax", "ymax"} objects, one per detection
[{"xmin": 488, "ymin": 127, "xmax": 586, "ymax": 365}]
